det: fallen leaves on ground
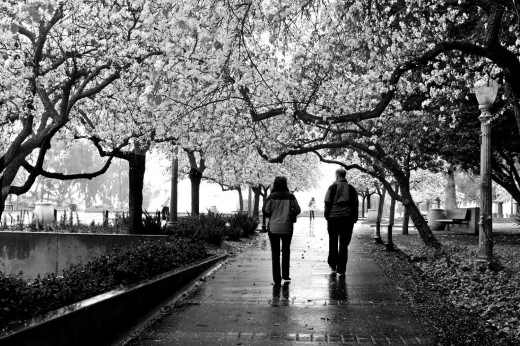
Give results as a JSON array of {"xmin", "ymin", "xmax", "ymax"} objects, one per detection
[{"xmin": 361, "ymin": 226, "xmax": 520, "ymax": 346}]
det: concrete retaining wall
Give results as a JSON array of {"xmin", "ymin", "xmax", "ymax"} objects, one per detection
[
  {"xmin": 0, "ymin": 254, "xmax": 227, "ymax": 346},
  {"xmin": 0, "ymin": 232, "xmax": 165, "ymax": 279}
]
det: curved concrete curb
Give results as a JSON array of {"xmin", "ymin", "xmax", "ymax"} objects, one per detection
[{"xmin": 0, "ymin": 254, "xmax": 227, "ymax": 346}]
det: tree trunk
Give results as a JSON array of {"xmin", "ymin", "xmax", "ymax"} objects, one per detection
[
  {"xmin": 128, "ymin": 149, "xmax": 146, "ymax": 234},
  {"xmin": 366, "ymin": 190, "xmax": 372, "ymax": 209},
  {"xmin": 444, "ymin": 167, "xmax": 457, "ymax": 209},
  {"xmin": 361, "ymin": 196, "xmax": 366, "ymax": 218},
  {"xmin": 189, "ymin": 168, "xmax": 202, "ymax": 215},
  {"xmin": 374, "ymin": 188, "xmax": 385, "ymax": 244},
  {"xmin": 237, "ymin": 187, "xmax": 244, "ymax": 213},
  {"xmin": 386, "ymin": 184, "xmax": 398, "ymax": 251},
  {"xmin": 1, "ymin": 154, "xmax": 27, "ymax": 215},
  {"xmin": 247, "ymin": 186, "xmax": 252, "ymax": 216},
  {"xmin": 401, "ymin": 188, "xmax": 441, "ymax": 248},
  {"xmin": 251, "ymin": 186, "xmax": 261, "ymax": 219},
  {"xmin": 402, "ymin": 205, "xmax": 410, "ymax": 235}
]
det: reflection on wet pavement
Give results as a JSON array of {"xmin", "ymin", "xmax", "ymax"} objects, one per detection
[
  {"xmin": 271, "ymin": 282, "xmax": 291, "ymax": 307},
  {"xmin": 126, "ymin": 218, "xmax": 432, "ymax": 345},
  {"xmin": 328, "ymin": 275, "xmax": 348, "ymax": 301}
]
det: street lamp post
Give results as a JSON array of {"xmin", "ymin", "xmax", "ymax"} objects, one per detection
[
  {"xmin": 474, "ymin": 77, "xmax": 499, "ymax": 262},
  {"xmin": 167, "ymin": 145, "xmax": 179, "ymax": 230}
]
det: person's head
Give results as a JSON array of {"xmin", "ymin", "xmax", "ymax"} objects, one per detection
[
  {"xmin": 310, "ymin": 197, "xmax": 315, "ymax": 201},
  {"xmin": 271, "ymin": 176, "xmax": 289, "ymax": 193},
  {"xmin": 335, "ymin": 168, "xmax": 347, "ymax": 181}
]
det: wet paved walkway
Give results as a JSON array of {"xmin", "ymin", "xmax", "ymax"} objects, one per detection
[{"xmin": 126, "ymin": 218, "xmax": 432, "ymax": 345}]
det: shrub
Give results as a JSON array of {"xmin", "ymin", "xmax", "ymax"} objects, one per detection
[
  {"xmin": 0, "ymin": 235, "xmax": 208, "ymax": 331},
  {"xmin": 142, "ymin": 210, "xmax": 164, "ymax": 235},
  {"xmin": 227, "ymin": 213, "xmax": 259, "ymax": 237},
  {"xmin": 226, "ymin": 226, "xmax": 243, "ymax": 240},
  {"xmin": 190, "ymin": 212, "xmax": 228, "ymax": 245},
  {"xmin": 175, "ymin": 216, "xmax": 200, "ymax": 239}
]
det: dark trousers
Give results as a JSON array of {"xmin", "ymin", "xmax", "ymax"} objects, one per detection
[
  {"xmin": 268, "ymin": 231, "xmax": 293, "ymax": 283},
  {"xmin": 327, "ymin": 217, "xmax": 355, "ymax": 274},
  {"xmin": 309, "ymin": 210, "xmax": 315, "ymax": 220}
]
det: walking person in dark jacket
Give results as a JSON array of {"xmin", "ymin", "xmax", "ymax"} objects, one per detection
[
  {"xmin": 324, "ymin": 169, "xmax": 359, "ymax": 278},
  {"xmin": 262, "ymin": 176, "xmax": 301, "ymax": 286}
]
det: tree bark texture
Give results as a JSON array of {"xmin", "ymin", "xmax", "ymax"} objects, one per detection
[
  {"xmin": 400, "ymin": 188, "xmax": 441, "ymax": 248},
  {"xmin": 128, "ymin": 150, "xmax": 146, "ymax": 234},
  {"xmin": 374, "ymin": 188, "xmax": 386, "ymax": 243},
  {"xmin": 251, "ymin": 186, "xmax": 261, "ymax": 219},
  {"xmin": 189, "ymin": 168, "xmax": 202, "ymax": 215},
  {"xmin": 386, "ymin": 184, "xmax": 398, "ymax": 251},
  {"xmin": 237, "ymin": 187, "xmax": 243, "ymax": 213},
  {"xmin": 402, "ymin": 205, "xmax": 410, "ymax": 235}
]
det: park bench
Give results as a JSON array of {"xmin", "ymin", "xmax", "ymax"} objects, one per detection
[{"xmin": 435, "ymin": 208, "xmax": 471, "ymax": 231}]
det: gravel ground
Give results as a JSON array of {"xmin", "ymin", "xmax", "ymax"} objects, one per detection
[{"xmin": 360, "ymin": 221, "xmax": 520, "ymax": 345}]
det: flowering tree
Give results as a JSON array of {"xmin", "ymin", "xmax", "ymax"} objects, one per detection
[
  {"xmin": 28, "ymin": 140, "xmax": 129, "ymax": 207},
  {"xmin": 232, "ymin": 1, "xmax": 519, "ymax": 126},
  {"xmin": 217, "ymin": 0, "xmax": 520, "ymax": 248},
  {"xmin": 409, "ymin": 170, "xmax": 446, "ymax": 209},
  {"xmin": 342, "ymin": 168, "xmax": 379, "ymax": 217},
  {"xmin": 0, "ymin": 1, "xmax": 172, "ymax": 215},
  {"xmin": 0, "ymin": 0, "xmax": 238, "ymax": 228},
  {"xmin": 201, "ymin": 137, "xmax": 321, "ymax": 216}
]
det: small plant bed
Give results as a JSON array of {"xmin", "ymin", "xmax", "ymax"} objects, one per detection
[
  {"xmin": 176, "ymin": 212, "xmax": 259, "ymax": 246},
  {"xmin": 0, "ymin": 234, "xmax": 209, "ymax": 332},
  {"xmin": 360, "ymin": 227, "xmax": 520, "ymax": 345}
]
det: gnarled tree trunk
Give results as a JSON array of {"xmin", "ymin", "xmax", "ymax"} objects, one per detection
[
  {"xmin": 400, "ymin": 186, "xmax": 441, "ymax": 248},
  {"xmin": 184, "ymin": 150, "xmax": 207, "ymax": 216}
]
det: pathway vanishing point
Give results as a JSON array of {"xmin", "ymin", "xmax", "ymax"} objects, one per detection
[{"xmin": 125, "ymin": 218, "xmax": 432, "ymax": 345}]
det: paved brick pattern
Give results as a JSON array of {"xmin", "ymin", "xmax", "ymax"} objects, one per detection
[
  {"xmin": 125, "ymin": 219, "xmax": 433, "ymax": 346},
  {"xmin": 129, "ymin": 331, "xmax": 430, "ymax": 345}
]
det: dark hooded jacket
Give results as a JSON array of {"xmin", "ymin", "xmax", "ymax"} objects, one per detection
[{"xmin": 324, "ymin": 178, "xmax": 358, "ymax": 222}]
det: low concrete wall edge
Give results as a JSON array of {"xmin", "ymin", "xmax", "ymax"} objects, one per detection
[{"xmin": 0, "ymin": 253, "xmax": 228, "ymax": 346}]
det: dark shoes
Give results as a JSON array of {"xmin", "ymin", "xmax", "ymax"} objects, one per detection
[
  {"xmin": 330, "ymin": 266, "xmax": 337, "ymax": 276},
  {"xmin": 283, "ymin": 277, "xmax": 291, "ymax": 283}
]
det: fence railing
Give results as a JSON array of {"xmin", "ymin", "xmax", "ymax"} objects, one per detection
[{"xmin": 0, "ymin": 209, "xmax": 132, "ymax": 230}]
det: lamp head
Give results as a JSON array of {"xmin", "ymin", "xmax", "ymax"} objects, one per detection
[{"xmin": 474, "ymin": 77, "xmax": 499, "ymax": 107}]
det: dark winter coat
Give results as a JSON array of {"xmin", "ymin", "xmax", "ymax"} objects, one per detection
[
  {"xmin": 324, "ymin": 179, "xmax": 359, "ymax": 222},
  {"xmin": 263, "ymin": 192, "xmax": 301, "ymax": 234}
]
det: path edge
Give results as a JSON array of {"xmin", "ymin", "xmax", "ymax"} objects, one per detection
[{"xmin": 0, "ymin": 254, "xmax": 228, "ymax": 346}]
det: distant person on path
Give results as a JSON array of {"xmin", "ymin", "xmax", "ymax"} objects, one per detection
[
  {"xmin": 308, "ymin": 197, "xmax": 316, "ymax": 220},
  {"xmin": 324, "ymin": 169, "xmax": 359, "ymax": 277},
  {"xmin": 262, "ymin": 176, "xmax": 301, "ymax": 286}
]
